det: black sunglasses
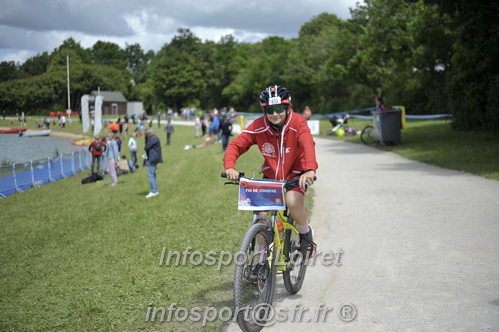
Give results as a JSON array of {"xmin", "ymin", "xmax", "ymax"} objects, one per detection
[{"xmin": 264, "ymin": 105, "xmax": 287, "ymax": 115}]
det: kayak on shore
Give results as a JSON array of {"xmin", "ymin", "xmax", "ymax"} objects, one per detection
[
  {"xmin": 0, "ymin": 128, "xmax": 27, "ymax": 134},
  {"xmin": 71, "ymin": 139, "xmax": 92, "ymax": 146},
  {"xmin": 19, "ymin": 130, "xmax": 52, "ymax": 137}
]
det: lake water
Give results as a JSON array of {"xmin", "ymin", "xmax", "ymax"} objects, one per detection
[{"xmin": 0, "ymin": 135, "xmax": 85, "ymax": 164}]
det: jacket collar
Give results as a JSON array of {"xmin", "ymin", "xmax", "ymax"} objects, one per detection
[{"xmin": 262, "ymin": 110, "xmax": 293, "ymax": 135}]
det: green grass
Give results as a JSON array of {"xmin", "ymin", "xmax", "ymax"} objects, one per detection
[
  {"xmin": 0, "ymin": 122, "xmax": 270, "ymax": 331},
  {"xmin": 2, "ymin": 114, "xmax": 496, "ymax": 331},
  {"xmin": 318, "ymin": 117, "xmax": 499, "ymax": 180}
]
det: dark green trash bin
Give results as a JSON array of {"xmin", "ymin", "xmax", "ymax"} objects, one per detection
[{"xmin": 371, "ymin": 110, "xmax": 401, "ymax": 145}]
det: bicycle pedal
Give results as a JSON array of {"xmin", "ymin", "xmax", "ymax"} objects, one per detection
[
  {"xmin": 245, "ymin": 281, "xmax": 258, "ymax": 287},
  {"xmin": 308, "ymin": 241, "xmax": 318, "ymax": 258}
]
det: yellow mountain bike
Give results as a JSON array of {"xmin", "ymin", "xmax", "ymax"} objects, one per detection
[{"xmin": 221, "ymin": 172, "xmax": 316, "ymax": 332}]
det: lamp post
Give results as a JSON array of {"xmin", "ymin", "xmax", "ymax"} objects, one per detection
[{"xmin": 66, "ymin": 55, "xmax": 71, "ymax": 122}]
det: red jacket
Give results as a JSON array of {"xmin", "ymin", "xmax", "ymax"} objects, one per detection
[{"xmin": 224, "ymin": 111, "xmax": 318, "ymax": 180}]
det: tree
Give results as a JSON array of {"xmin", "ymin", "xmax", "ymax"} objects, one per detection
[
  {"xmin": 224, "ymin": 37, "xmax": 292, "ymax": 112},
  {"xmin": 424, "ymin": 0, "xmax": 499, "ymax": 131},
  {"xmin": 349, "ymin": 0, "xmax": 418, "ymax": 102},
  {"xmin": 90, "ymin": 41, "xmax": 127, "ymax": 70},
  {"xmin": 0, "ymin": 61, "xmax": 19, "ymax": 82},
  {"xmin": 220, "ymin": 42, "xmax": 255, "ymax": 110},
  {"xmin": 347, "ymin": 0, "xmax": 455, "ymax": 114},
  {"xmin": 149, "ymin": 29, "xmax": 214, "ymax": 110},
  {"xmin": 125, "ymin": 43, "xmax": 154, "ymax": 84},
  {"xmin": 286, "ymin": 13, "xmax": 361, "ymax": 113},
  {"xmin": 18, "ymin": 52, "xmax": 50, "ymax": 78}
]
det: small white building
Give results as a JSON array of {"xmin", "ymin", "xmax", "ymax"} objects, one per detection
[
  {"xmin": 90, "ymin": 90, "xmax": 128, "ymax": 115},
  {"xmin": 127, "ymin": 101, "xmax": 144, "ymax": 117}
]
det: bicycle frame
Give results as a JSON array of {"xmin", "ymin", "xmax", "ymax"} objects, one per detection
[
  {"xmin": 221, "ymin": 172, "xmax": 314, "ymax": 273},
  {"xmin": 224, "ymin": 171, "xmax": 315, "ymax": 330},
  {"xmin": 252, "ymin": 209, "xmax": 300, "ymax": 272}
]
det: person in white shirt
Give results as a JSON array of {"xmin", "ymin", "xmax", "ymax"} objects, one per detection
[
  {"xmin": 128, "ymin": 133, "xmax": 138, "ymax": 170},
  {"xmin": 194, "ymin": 115, "xmax": 201, "ymax": 138}
]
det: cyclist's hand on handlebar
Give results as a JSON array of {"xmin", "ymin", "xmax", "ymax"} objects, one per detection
[
  {"xmin": 300, "ymin": 170, "xmax": 316, "ymax": 189},
  {"xmin": 224, "ymin": 168, "xmax": 240, "ymax": 181}
]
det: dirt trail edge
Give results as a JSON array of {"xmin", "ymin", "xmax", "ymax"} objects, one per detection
[{"xmin": 225, "ymin": 137, "xmax": 499, "ymax": 331}]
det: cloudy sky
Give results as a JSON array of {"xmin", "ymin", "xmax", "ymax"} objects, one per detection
[{"xmin": 0, "ymin": 0, "xmax": 360, "ymax": 64}]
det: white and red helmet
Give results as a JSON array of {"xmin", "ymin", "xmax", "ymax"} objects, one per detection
[{"xmin": 259, "ymin": 85, "xmax": 291, "ymax": 107}]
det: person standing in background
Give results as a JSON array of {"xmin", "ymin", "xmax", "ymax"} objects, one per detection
[
  {"xmin": 302, "ymin": 106, "xmax": 312, "ymax": 120},
  {"xmin": 128, "ymin": 133, "xmax": 138, "ymax": 170},
  {"xmin": 220, "ymin": 116, "xmax": 233, "ymax": 152},
  {"xmin": 201, "ymin": 116, "xmax": 208, "ymax": 137},
  {"xmin": 212, "ymin": 113, "xmax": 221, "ymax": 142},
  {"xmin": 144, "ymin": 128, "xmax": 163, "ymax": 198},
  {"xmin": 115, "ymin": 135, "xmax": 122, "ymax": 153},
  {"xmin": 100, "ymin": 136, "xmax": 107, "ymax": 173},
  {"xmin": 376, "ymin": 96, "xmax": 387, "ymax": 111},
  {"xmin": 194, "ymin": 115, "xmax": 201, "ymax": 138},
  {"xmin": 89, "ymin": 136, "xmax": 106, "ymax": 174},
  {"xmin": 118, "ymin": 118, "xmax": 123, "ymax": 137},
  {"xmin": 164, "ymin": 120, "xmax": 174, "ymax": 145},
  {"xmin": 106, "ymin": 134, "xmax": 120, "ymax": 186}
]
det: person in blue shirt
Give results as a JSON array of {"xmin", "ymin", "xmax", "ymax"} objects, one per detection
[
  {"xmin": 164, "ymin": 120, "xmax": 174, "ymax": 145},
  {"xmin": 212, "ymin": 114, "xmax": 221, "ymax": 141}
]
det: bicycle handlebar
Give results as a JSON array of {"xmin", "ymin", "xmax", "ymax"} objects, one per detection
[
  {"xmin": 221, "ymin": 172, "xmax": 317, "ymax": 190},
  {"xmin": 221, "ymin": 171, "xmax": 245, "ymax": 178}
]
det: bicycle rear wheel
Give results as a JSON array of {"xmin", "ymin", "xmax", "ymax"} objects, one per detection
[
  {"xmin": 234, "ymin": 223, "xmax": 276, "ymax": 332},
  {"xmin": 282, "ymin": 229, "xmax": 307, "ymax": 294},
  {"xmin": 361, "ymin": 125, "xmax": 375, "ymax": 145}
]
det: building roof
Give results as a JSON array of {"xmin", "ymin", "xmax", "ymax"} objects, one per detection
[{"xmin": 90, "ymin": 91, "xmax": 127, "ymax": 103}]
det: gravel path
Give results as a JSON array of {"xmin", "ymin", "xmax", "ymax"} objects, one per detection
[{"xmin": 226, "ymin": 137, "xmax": 499, "ymax": 331}]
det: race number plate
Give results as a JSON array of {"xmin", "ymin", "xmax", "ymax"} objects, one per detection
[
  {"xmin": 268, "ymin": 96, "xmax": 282, "ymax": 105},
  {"xmin": 238, "ymin": 178, "xmax": 285, "ymax": 210}
]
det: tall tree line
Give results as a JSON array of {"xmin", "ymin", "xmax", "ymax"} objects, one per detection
[{"xmin": 0, "ymin": 0, "xmax": 496, "ymax": 131}]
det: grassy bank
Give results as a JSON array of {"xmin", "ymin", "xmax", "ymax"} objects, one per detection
[
  {"xmin": 319, "ymin": 117, "xmax": 499, "ymax": 180},
  {"xmin": 0, "ymin": 123, "xmax": 268, "ymax": 331}
]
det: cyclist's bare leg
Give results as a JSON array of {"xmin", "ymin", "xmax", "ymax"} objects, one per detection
[
  {"xmin": 287, "ymin": 190, "xmax": 316, "ymax": 258},
  {"xmin": 256, "ymin": 212, "xmax": 269, "ymax": 263},
  {"xmin": 286, "ymin": 191, "xmax": 309, "ymax": 234}
]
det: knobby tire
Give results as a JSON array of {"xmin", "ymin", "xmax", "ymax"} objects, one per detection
[
  {"xmin": 233, "ymin": 223, "xmax": 276, "ymax": 332},
  {"xmin": 282, "ymin": 229, "xmax": 307, "ymax": 294}
]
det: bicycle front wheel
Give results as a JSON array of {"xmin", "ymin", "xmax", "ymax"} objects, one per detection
[
  {"xmin": 234, "ymin": 223, "xmax": 276, "ymax": 332},
  {"xmin": 282, "ymin": 229, "xmax": 307, "ymax": 294},
  {"xmin": 361, "ymin": 125, "xmax": 375, "ymax": 145}
]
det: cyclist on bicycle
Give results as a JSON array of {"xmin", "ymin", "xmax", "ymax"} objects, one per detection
[{"xmin": 223, "ymin": 84, "xmax": 318, "ymax": 258}]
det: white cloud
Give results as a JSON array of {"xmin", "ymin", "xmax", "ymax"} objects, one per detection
[
  {"xmin": 0, "ymin": 0, "xmax": 360, "ymax": 63},
  {"xmin": 123, "ymin": 10, "xmax": 149, "ymax": 35},
  {"xmin": 191, "ymin": 27, "xmax": 236, "ymax": 42},
  {"xmin": 0, "ymin": 49, "xmax": 35, "ymax": 63}
]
